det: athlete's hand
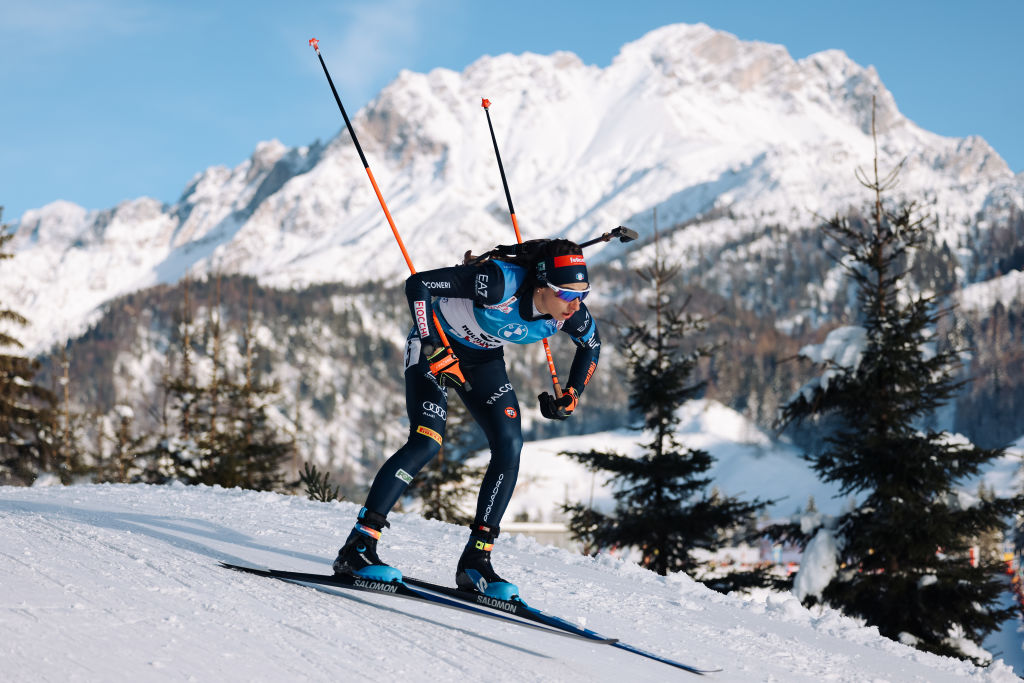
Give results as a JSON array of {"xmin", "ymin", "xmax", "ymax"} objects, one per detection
[
  {"xmin": 539, "ymin": 387, "xmax": 578, "ymax": 420},
  {"xmin": 424, "ymin": 344, "xmax": 466, "ymax": 388}
]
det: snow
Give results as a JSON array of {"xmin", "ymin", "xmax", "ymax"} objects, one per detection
[
  {"xmin": 1, "ymin": 482, "xmax": 1018, "ymax": 682},
  {"xmin": 959, "ymin": 269, "xmax": 1024, "ymax": 313},
  {"xmin": 798, "ymin": 325, "xmax": 868, "ymax": 369},
  {"xmin": 792, "ymin": 325, "xmax": 868, "ymax": 403},
  {"xmin": 792, "ymin": 527, "xmax": 840, "ymax": 602}
]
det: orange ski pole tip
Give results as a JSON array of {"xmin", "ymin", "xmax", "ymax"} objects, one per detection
[
  {"xmin": 309, "ymin": 38, "xmax": 320, "ymax": 50},
  {"xmin": 481, "ymin": 98, "xmax": 491, "ymax": 109}
]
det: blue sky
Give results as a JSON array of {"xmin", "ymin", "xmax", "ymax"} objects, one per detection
[{"xmin": 1, "ymin": 0, "xmax": 1021, "ymax": 223}]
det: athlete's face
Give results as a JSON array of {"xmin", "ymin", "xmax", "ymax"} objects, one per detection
[{"xmin": 535, "ymin": 282, "xmax": 588, "ymax": 320}]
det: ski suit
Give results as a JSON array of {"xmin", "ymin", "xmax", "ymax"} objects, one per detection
[{"xmin": 363, "ymin": 258, "xmax": 601, "ymax": 528}]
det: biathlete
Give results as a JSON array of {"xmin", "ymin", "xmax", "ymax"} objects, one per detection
[{"xmin": 333, "ymin": 238, "xmax": 601, "ymax": 600}]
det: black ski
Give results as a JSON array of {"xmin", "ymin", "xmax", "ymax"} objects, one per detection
[
  {"xmin": 402, "ymin": 575, "xmax": 616, "ymax": 641},
  {"xmin": 220, "ymin": 562, "xmax": 717, "ymax": 675},
  {"xmin": 220, "ymin": 562, "xmax": 600, "ymax": 643},
  {"xmin": 403, "ymin": 575, "xmax": 718, "ymax": 675}
]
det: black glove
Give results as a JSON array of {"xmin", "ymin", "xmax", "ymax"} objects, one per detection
[
  {"xmin": 423, "ymin": 344, "xmax": 466, "ymax": 388},
  {"xmin": 539, "ymin": 387, "xmax": 579, "ymax": 420}
]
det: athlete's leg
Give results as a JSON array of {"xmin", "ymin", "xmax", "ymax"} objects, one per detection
[
  {"xmin": 363, "ymin": 333, "xmax": 449, "ymax": 516},
  {"xmin": 451, "ymin": 357, "xmax": 524, "ymax": 598},
  {"xmin": 334, "ymin": 332, "xmax": 447, "ymax": 579},
  {"xmin": 454, "ymin": 357, "xmax": 523, "ymax": 529}
]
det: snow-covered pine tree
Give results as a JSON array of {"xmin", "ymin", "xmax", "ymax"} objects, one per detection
[
  {"xmin": 0, "ymin": 209, "xmax": 58, "ymax": 485},
  {"xmin": 777, "ymin": 104, "xmax": 1021, "ymax": 663},
  {"xmin": 561, "ymin": 231, "xmax": 771, "ymax": 587},
  {"xmin": 95, "ymin": 405, "xmax": 147, "ymax": 483}
]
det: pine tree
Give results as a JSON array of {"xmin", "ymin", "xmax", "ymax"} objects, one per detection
[
  {"xmin": 0, "ymin": 209, "xmax": 58, "ymax": 485},
  {"xmin": 139, "ymin": 278, "xmax": 294, "ymax": 489},
  {"xmin": 561, "ymin": 229, "xmax": 771, "ymax": 586},
  {"xmin": 212, "ymin": 282, "xmax": 294, "ymax": 490},
  {"xmin": 49, "ymin": 348, "xmax": 90, "ymax": 483},
  {"xmin": 777, "ymin": 104, "xmax": 1021, "ymax": 663},
  {"xmin": 299, "ymin": 461, "xmax": 343, "ymax": 502},
  {"xmin": 95, "ymin": 404, "xmax": 147, "ymax": 483},
  {"xmin": 138, "ymin": 276, "xmax": 202, "ymax": 482}
]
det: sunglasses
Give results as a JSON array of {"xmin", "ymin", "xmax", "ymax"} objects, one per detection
[{"xmin": 547, "ymin": 282, "xmax": 591, "ymax": 302}]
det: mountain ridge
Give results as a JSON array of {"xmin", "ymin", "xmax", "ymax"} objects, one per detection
[{"xmin": 6, "ymin": 22, "xmax": 1022, "ymax": 355}]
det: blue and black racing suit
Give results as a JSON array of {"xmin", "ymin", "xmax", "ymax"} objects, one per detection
[{"xmin": 363, "ymin": 259, "xmax": 601, "ymax": 529}]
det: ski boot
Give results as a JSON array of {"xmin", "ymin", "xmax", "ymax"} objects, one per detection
[
  {"xmin": 333, "ymin": 507, "xmax": 402, "ymax": 582},
  {"xmin": 455, "ymin": 524, "xmax": 519, "ymax": 601}
]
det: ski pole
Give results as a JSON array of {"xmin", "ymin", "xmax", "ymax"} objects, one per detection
[
  {"xmin": 310, "ymin": 38, "xmax": 467, "ymax": 388},
  {"xmin": 481, "ymin": 98, "xmax": 563, "ymax": 398},
  {"xmin": 578, "ymin": 226, "xmax": 639, "ymax": 250}
]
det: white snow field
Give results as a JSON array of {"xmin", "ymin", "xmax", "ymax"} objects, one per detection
[{"xmin": 1, "ymin": 483, "xmax": 1018, "ymax": 682}]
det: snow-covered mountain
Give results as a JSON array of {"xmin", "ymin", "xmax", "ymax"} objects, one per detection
[
  {"xmin": 7, "ymin": 22, "xmax": 1023, "ymax": 353},
  {"xmin": 2, "ymin": 482, "xmax": 1021, "ymax": 681}
]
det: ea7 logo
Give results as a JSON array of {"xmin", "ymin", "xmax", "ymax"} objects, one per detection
[
  {"xmin": 475, "ymin": 273, "xmax": 489, "ymax": 298},
  {"xmin": 576, "ymin": 312, "xmax": 591, "ymax": 334}
]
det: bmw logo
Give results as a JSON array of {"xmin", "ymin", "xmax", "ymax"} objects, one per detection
[{"xmin": 498, "ymin": 323, "xmax": 528, "ymax": 341}]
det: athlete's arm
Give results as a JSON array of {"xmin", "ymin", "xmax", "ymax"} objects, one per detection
[
  {"xmin": 561, "ymin": 304, "xmax": 601, "ymax": 397},
  {"xmin": 405, "ymin": 261, "xmax": 504, "ymax": 345}
]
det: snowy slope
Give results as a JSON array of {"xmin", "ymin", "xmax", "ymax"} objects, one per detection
[
  {"xmin": 1, "ymin": 483, "xmax": 1019, "ymax": 682},
  {"xmin": 7, "ymin": 22, "xmax": 1023, "ymax": 353}
]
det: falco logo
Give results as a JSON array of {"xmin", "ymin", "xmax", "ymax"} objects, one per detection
[
  {"xmin": 414, "ymin": 300, "xmax": 430, "ymax": 338},
  {"xmin": 424, "ymin": 281, "xmax": 450, "ymax": 289},
  {"xmin": 486, "ymin": 382, "xmax": 513, "ymax": 405},
  {"xmin": 475, "ymin": 273, "xmax": 489, "ymax": 297}
]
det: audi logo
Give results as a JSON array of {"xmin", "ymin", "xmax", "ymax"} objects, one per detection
[{"xmin": 422, "ymin": 401, "xmax": 447, "ymax": 420}]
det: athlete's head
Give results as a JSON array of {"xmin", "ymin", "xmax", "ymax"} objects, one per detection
[
  {"xmin": 532, "ymin": 240, "xmax": 589, "ymax": 319},
  {"xmin": 534, "ymin": 239, "xmax": 589, "ymax": 289}
]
